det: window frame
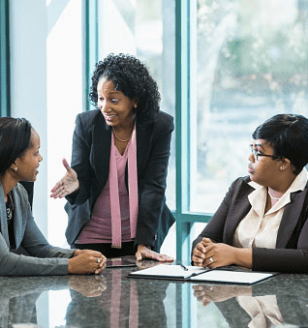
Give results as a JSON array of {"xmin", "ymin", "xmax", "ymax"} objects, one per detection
[
  {"xmin": 174, "ymin": 0, "xmax": 212, "ymax": 264},
  {"xmin": 0, "ymin": 0, "xmax": 10, "ymax": 117}
]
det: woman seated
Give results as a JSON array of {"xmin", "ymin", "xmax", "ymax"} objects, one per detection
[
  {"xmin": 192, "ymin": 114, "xmax": 308, "ymax": 273},
  {"xmin": 51, "ymin": 53, "xmax": 174, "ymax": 261},
  {"xmin": 0, "ymin": 117, "xmax": 106, "ymax": 276}
]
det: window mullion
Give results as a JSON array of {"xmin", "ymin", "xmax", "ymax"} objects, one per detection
[
  {"xmin": 0, "ymin": 0, "xmax": 10, "ymax": 117},
  {"xmin": 86, "ymin": 0, "xmax": 98, "ymax": 112},
  {"xmin": 175, "ymin": 0, "xmax": 191, "ymax": 262}
]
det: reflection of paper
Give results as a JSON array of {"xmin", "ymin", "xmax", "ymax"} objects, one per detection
[
  {"xmin": 190, "ymin": 270, "xmax": 273, "ymax": 285},
  {"xmin": 130, "ymin": 264, "xmax": 207, "ymax": 278}
]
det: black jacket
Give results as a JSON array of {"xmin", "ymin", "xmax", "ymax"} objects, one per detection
[{"xmin": 65, "ymin": 110, "xmax": 175, "ymax": 251}]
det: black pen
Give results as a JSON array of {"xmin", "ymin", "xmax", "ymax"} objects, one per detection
[{"xmin": 177, "ymin": 261, "xmax": 189, "ymax": 271}]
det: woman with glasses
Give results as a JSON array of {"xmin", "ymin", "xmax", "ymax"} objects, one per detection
[{"xmin": 192, "ymin": 114, "xmax": 308, "ymax": 273}]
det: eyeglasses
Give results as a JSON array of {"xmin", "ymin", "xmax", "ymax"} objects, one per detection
[{"xmin": 249, "ymin": 144, "xmax": 281, "ymax": 161}]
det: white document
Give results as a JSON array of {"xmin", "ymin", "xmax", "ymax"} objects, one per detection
[
  {"xmin": 129, "ymin": 264, "xmax": 206, "ymax": 279},
  {"xmin": 190, "ymin": 270, "xmax": 273, "ymax": 284},
  {"xmin": 129, "ymin": 264, "xmax": 276, "ymax": 285}
]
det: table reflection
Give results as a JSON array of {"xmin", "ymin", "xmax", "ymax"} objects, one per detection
[
  {"xmin": 1, "ymin": 266, "xmax": 308, "ymax": 327},
  {"xmin": 192, "ymin": 275, "xmax": 308, "ymax": 328},
  {"xmin": 0, "ymin": 266, "xmax": 169, "ymax": 328},
  {"xmin": 66, "ymin": 269, "xmax": 169, "ymax": 328},
  {"xmin": 0, "ymin": 276, "xmax": 70, "ymax": 328}
]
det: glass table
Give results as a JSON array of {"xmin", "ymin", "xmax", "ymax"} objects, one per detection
[{"xmin": 1, "ymin": 260, "xmax": 307, "ymax": 327}]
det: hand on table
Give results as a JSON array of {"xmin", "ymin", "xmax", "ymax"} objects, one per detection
[
  {"xmin": 50, "ymin": 158, "xmax": 79, "ymax": 198},
  {"xmin": 135, "ymin": 244, "xmax": 174, "ymax": 262},
  {"xmin": 68, "ymin": 250, "xmax": 106, "ymax": 275},
  {"xmin": 192, "ymin": 238, "xmax": 236, "ymax": 268}
]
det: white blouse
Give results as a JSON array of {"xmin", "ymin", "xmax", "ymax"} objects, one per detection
[
  {"xmin": 237, "ymin": 295, "xmax": 283, "ymax": 327},
  {"xmin": 233, "ymin": 168, "xmax": 308, "ymax": 249}
]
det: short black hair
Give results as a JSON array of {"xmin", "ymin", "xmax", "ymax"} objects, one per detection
[
  {"xmin": 0, "ymin": 117, "xmax": 32, "ymax": 176},
  {"xmin": 89, "ymin": 53, "xmax": 161, "ymax": 123},
  {"xmin": 252, "ymin": 114, "xmax": 308, "ymax": 175}
]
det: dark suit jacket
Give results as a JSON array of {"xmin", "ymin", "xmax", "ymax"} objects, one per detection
[
  {"xmin": 192, "ymin": 176, "xmax": 308, "ymax": 273},
  {"xmin": 65, "ymin": 109, "xmax": 175, "ymax": 251}
]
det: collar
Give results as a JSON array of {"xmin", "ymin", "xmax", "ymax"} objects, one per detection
[{"xmin": 247, "ymin": 168, "xmax": 308, "ymax": 215}]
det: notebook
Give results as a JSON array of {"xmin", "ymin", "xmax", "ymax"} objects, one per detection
[{"xmin": 127, "ymin": 264, "xmax": 277, "ymax": 285}]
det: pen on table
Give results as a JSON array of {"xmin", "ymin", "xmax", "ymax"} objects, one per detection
[{"xmin": 177, "ymin": 261, "xmax": 189, "ymax": 271}]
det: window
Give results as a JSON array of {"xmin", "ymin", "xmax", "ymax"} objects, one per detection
[
  {"xmin": 191, "ymin": 0, "xmax": 308, "ymax": 214},
  {"xmin": 175, "ymin": 0, "xmax": 308, "ymax": 261},
  {"xmin": 9, "ymin": 0, "xmax": 85, "ymax": 246}
]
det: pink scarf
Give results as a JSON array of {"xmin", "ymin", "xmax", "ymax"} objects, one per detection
[{"xmin": 109, "ymin": 125, "xmax": 139, "ymax": 248}]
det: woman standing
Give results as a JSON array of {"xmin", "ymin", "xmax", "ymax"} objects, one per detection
[
  {"xmin": 0, "ymin": 117, "xmax": 106, "ymax": 276},
  {"xmin": 51, "ymin": 53, "xmax": 174, "ymax": 261}
]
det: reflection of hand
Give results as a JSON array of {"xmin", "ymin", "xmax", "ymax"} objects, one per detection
[
  {"xmin": 68, "ymin": 250, "xmax": 106, "ymax": 275},
  {"xmin": 135, "ymin": 244, "xmax": 174, "ymax": 262},
  {"xmin": 193, "ymin": 285, "xmax": 252, "ymax": 306},
  {"xmin": 135, "ymin": 260, "xmax": 167, "ymax": 270},
  {"xmin": 69, "ymin": 275, "xmax": 107, "ymax": 297},
  {"xmin": 50, "ymin": 158, "xmax": 79, "ymax": 198}
]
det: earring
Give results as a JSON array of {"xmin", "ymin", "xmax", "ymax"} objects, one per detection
[
  {"xmin": 280, "ymin": 166, "xmax": 285, "ymax": 170},
  {"xmin": 14, "ymin": 167, "xmax": 18, "ymax": 172}
]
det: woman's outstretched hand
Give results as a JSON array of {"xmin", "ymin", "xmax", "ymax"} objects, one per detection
[
  {"xmin": 135, "ymin": 244, "xmax": 174, "ymax": 262},
  {"xmin": 50, "ymin": 158, "xmax": 79, "ymax": 198}
]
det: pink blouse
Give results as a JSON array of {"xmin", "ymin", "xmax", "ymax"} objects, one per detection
[{"xmin": 77, "ymin": 133, "xmax": 137, "ymax": 244}]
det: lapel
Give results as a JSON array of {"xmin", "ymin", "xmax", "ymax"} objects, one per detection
[
  {"xmin": 223, "ymin": 180, "xmax": 253, "ymax": 244},
  {"xmin": 223, "ymin": 179, "xmax": 308, "ymax": 248},
  {"xmin": 92, "ymin": 112, "xmax": 112, "ymax": 187},
  {"xmin": 11, "ymin": 184, "xmax": 28, "ymax": 250},
  {"xmin": 136, "ymin": 120, "xmax": 152, "ymax": 176},
  {"xmin": 0, "ymin": 181, "xmax": 9, "ymax": 247},
  {"xmin": 276, "ymin": 188, "xmax": 308, "ymax": 248}
]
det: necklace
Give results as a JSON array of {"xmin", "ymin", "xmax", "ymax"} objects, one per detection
[
  {"xmin": 6, "ymin": 192, "xmax": 14, "ymax": 222},
  {"xmin": 268, "ymin": 189, "xmax": 282, "ymax": 200},
  {"xmin": 113, "ymin": 129, "xmax": 132, "ymax": 142}
]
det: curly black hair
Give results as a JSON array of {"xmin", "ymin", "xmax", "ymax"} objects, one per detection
[{"xmin": 89, "ymin": 53, "xmax": 161, "ymax": 123}]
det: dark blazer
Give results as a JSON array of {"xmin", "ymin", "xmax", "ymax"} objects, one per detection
[
  {"xmin": 65, "ymin": 109, "xmax": 175, "ymax": 251},
  {"xmin": 192, "ymin": 176, "xmax": 308, "ymax": 273},
  {"xmin": 0, "ymin": 182, "xmax": 74, "ymax": 276}
]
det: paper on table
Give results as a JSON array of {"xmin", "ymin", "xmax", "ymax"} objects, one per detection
[
  {"xmin": 130, "ymin": 264, "xmax": 207, "ymax": 278},
  {"xmin": 190, "ymin": 270, "xmax": 273, "ymax": 284}
]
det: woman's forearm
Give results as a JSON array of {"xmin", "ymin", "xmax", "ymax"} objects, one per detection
[{"xmin": 233, "ymin": 247, "xmax": 253, "ymax": 269}]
